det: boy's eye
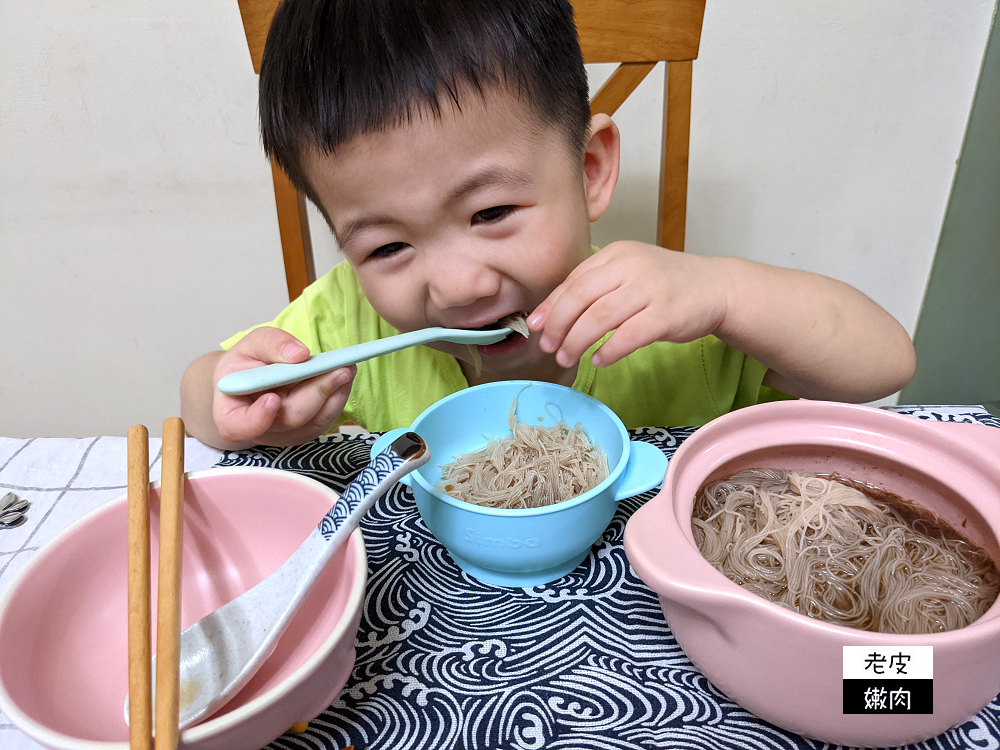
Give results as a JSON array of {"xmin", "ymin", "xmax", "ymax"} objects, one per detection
[
  {"xmin": 369, "ymin": 242, "xmax": 407, "ymax": 260},
  {"xmin": 472, "ymin": 205, "xmax": 516, "ymax": 224}
]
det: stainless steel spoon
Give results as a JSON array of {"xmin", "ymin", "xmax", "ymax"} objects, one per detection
[{"xmin": 0, "ymin": 493, "xmax": 28, "ymax": 529}]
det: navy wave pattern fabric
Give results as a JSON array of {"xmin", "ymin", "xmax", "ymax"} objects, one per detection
[
  {"xmin": 318, "ymin": 447, "xmax": 405, "ymax": 541},
  {"xmin": 214, "ymin": 410, "xmax": 1000, "ymax": 750}
]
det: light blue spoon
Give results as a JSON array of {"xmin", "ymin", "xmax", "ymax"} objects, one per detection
[{"xmin": 217, "ymin": 326, "xmax": 513, "ymax": 396}]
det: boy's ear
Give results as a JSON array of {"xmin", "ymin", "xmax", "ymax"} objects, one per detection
[{"xmin": 583, "ymin": 114, "xmax": 620, "ymax": 222}]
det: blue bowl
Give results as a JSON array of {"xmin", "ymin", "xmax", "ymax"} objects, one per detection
[{"xmin": 371, "ymin": 381, "xmax": 668, "ymax": 587}]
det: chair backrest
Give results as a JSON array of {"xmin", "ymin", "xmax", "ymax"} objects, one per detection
[{"xmin": 238, "ymin": 0, "xmax": 706, "ymax": 301}]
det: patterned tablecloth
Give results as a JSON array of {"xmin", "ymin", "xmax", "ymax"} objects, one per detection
[
  {"xmin": 1, "ymin": 407, "xmax": 998, "ymax": 750},
  {"xmin": 211, "ymin": 407, "xmax": 1000, "ymax": 750}
]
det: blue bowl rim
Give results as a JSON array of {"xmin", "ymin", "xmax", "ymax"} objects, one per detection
[{"xmin": 406, "ymin": 380, "xmax": 631, "ymax": 517}]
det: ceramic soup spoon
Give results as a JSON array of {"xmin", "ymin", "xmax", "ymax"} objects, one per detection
[
  {"xmin": 125, "ymin": 431, "xmax": 430, "ymax": 730},
  {"xmin": 217, "ymin": 325, "xmax": 518, "ymax": 396}
]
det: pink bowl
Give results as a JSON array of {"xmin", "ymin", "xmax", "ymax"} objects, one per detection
[
  {"xmin": 0, "ymin": 467, "xmax": 367, "ymax": 750},
  {"xmin": 624, "ymin": 401, "xmax": 1000, "ymax": 747}
]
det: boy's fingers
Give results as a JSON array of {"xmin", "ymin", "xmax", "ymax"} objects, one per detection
[
  {"xmin": 227, "ymin": 326, "xmax": 311, "ymax": 370},
  {"xmin": 528, "ymin": 290, "xmax": 565, "ymax": 336},
  {"xmin": 530, "ymin": 252, "xmax": 614, "ymax": 332},
  {"xmin": 542, "ymin": 270, "xmax": 623, "ymax": 348},
  {"xmin": 276, "ymin": 366, "xmax": 355, "ymax": 430},
  {"xmin": 542, "ymin": 273, "xmax": 626, "ymax": 355},
  {"xmin": 526, "ymin": 303, "xmax": 550, "ymax": 332},
  {"xmin": 590, "ymin": 312, "xmax": 658, "ymax": 368},
  {"xmin": 306, "ymin": 377, "xmax": 355, "ymax": 433},
  {"xmin": 555, "ymin": 290, "xmax": 645, "ymax": 367},
  {"xmin": 216, "ymin": 392, "xmax": 281, "ymax": 443}
]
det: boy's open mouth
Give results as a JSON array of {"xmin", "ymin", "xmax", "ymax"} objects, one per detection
[
  {"xmin": 471, "ymin": 312, "xmax": 530, "ymax": 343},
  {"xmin": 462, "ymin": 312, "xmax": 530, "ymax": 372}
]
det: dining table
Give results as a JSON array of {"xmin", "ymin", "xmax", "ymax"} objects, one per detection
[{"xmin": 1, "ymin": 404, "xmax": 999, "ymax": 750}]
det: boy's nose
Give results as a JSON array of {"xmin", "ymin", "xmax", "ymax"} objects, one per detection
[{"xmin": 426, "ymin": 254, "xmax": 502, "ymax": 311}]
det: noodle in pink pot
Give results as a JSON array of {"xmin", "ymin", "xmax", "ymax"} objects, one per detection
[{"xmin": 624, "ymin": 399, "xmax": 1000, "ymax": 748}]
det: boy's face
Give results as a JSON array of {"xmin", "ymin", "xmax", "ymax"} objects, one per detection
[{"xmin": 304, "ymin": 89, "xmax": 617, "ymax": 383}]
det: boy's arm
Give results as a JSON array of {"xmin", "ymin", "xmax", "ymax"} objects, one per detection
[
  {"xmin": 529, "ymin": 242, "xmax": 915, "ymax": 403},
  {"xmin": 180, "ymin": 327, "xmax": 357, "ymax": 450},
  {"xmin": 713, "ymin": 257, "xmax": 915, "ymax": 402}
]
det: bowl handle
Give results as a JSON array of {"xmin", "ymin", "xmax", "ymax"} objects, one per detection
[
  {"xmin": 614, "ymin": 440, "xmax": 669, "ymax": 501},
  {"xmin": 370, "ymin": 428, "xmax": 414, "ymax": 486}
]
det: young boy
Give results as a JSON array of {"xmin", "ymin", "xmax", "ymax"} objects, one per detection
[{"xmin": 181, "ymin": 0, "xmax": 915, "ymax": 451}]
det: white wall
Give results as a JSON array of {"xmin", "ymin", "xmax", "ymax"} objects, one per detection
[{"xmin": 1, "ymin": 1, "xmax": 993, "ymax": 438}]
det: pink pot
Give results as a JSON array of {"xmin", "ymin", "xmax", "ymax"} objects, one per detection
[
  {"xmin": 625, "ymin": 401, "xmax": 1000, "ymax": 747},
  {"xmin": 0, "ymin": 467, "xmax": 367, "ymax": 750}
]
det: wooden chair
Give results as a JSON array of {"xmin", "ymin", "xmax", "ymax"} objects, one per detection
[{"xmin": 238, "ymin": 0, "xmax": 706, "ymax": 301}]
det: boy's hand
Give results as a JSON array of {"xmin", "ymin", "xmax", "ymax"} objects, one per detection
[
  {"xmin": 212, "ymin": 327, "xmax": 355, "ymax": 447},
  {"xmin": 528, "ymin": 241, "xmax": 729, "ymax": 368},
  {"xmin": 526, "ymin": 240, "xmax": 916, "ymax": 403}
]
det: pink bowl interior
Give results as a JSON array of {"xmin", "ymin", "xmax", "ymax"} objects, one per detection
[{"xmin": 0, "ymin": 469, "xmax": 360, "ymax": 743}]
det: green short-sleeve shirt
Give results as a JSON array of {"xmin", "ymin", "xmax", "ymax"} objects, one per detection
[{"xmin": 222, "ymin": 259, "xmax": 791, "ymax": 432}]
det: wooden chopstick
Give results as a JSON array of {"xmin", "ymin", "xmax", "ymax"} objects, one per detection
[
  {"xmin": 155, "ymin": 417, "xmax": 185, "ymax": 750},
  {"xmin": 127, "ymin": 425, "xmax": 152, "ymax": 750}
]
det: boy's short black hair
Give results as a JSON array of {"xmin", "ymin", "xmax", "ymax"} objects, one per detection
[{"xmin": 259, "ymin": 0, "xmax": 591, "ymax": 205}]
